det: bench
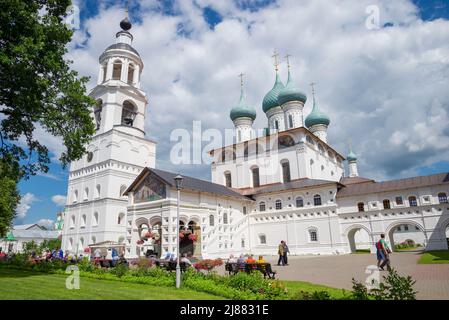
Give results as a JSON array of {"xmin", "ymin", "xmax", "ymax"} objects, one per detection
[{"xmin": 225, "ymin": 262, "xmax": 277, "ymax": 279}]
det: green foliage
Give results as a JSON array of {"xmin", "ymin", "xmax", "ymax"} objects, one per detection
[
  {"xmin": 39, "ymin": 239, "xmax": 61, "ymax": 252},
  {"xmin": 110, "ymin": 263, "xmax": 129, "ymax": 278},
  {"xmin": 350, "ymin": 278, "xmax": 370, "ymax": 300},
  {"xmin": 0, "ymin": 0, "xmax": 96, "ymax": 234},
  {"xmin": 23, "ymin": 241, "xmax": 40, "ymax": 255},
  {"xmin": 293, "ymin": 290, "xmax": 332, "ymax": 300}
]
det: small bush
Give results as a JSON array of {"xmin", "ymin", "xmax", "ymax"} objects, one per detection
[
  {"xmin": 293, "ymin": 290, "xmax": 332, "ymax": 300},
  {"xmin": 351, "ymin": 278, "xmax": 371, "ymax": 300}
]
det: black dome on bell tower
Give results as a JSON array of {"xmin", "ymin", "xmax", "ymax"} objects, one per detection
[{"xmin": 120, "ymin": 17, "xmax": 132, "ymax": 31}]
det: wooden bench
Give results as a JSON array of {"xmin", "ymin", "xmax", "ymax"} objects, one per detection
[{"xmin": 225, "ymin": 262, "xmax": 277, "ymax": 279}]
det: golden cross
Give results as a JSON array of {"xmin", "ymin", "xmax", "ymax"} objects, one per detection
[
  {"xmin": 285, "ymin": 54, "xmax": 291, "ymax": 70},
  {"xmin": 238, "ymin": 72, "xmax": 244, "ymax": 88},
  {"xmin": 272, "ymin": 49, "xmax": 280, "ymax": 72}
]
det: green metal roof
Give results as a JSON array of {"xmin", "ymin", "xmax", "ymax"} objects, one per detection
[
  {"xmin": 262, "ymin": 73, "xmax": 285, "ymax": 113},
  {"xmin": 230, "ymin": 88, "xmax": 257, "ymax": 121},
  {"xmin": 278, "ymin": 70, "xmax": 307, "ymax": 105},
  {"xmin": 305, "ymin": 98, "xmax": 330, "ymax": 128}
]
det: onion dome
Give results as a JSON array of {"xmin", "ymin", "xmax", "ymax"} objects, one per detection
[
  {"xmin": 278, "ymin": 70, "xmax": 307, "ymax": 106},
  {"xmin": 305, "ymin": 93, "xmax": 330, "ymax": 128},
  {"xmin": 262, "ymin": 73, "xmax": 285, "ymax": 113},
  {"xmin": 347, "ymin": 149, "xmax": 357, "ymax": 162},
  {"xmin": 230, "ymin": 88, "xmax": 256, "ymax": 121},
  {"xmin": 120, "ymin": 17, "xmax": 132, "ymax": 31}
]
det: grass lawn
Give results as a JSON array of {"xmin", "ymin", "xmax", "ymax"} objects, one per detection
[
  {"xmin": 352, "ymin": 249, "xmax": 371, "ymax": 254},
  {"xmin": 417, "ymin": 250, "xmax": 449, "ymax": 264},
  {"xmin": 282, "ymin": 280, "xmax": 349, "ymax": 299},
  {"xmin": 0, "ymin": 268, "xmax": 224, "ymax": 300}
]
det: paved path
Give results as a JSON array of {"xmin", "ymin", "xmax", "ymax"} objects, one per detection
[{"xmin": 219, "ymin": 252, "xmax": 449, "ymax": 300}]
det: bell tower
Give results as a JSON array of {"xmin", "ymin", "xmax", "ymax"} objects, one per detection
[{"xmin": 61, "ymin": 12, "xmax": 156, "ymax": 256}]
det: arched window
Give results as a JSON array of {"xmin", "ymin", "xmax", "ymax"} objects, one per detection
[
  {"xmin": 118, "ymin": 213, "xmax": 125, "ymax": 225},
  {"xmin": 275, "ymin": 200, "xmax": 282, "ymax": 210},
  {"xmin": 238, "ymin": 131, "xmax": 242, "ymax": 142},
  {"xmin": 102, "ymin": 63, "xmax": 107, "ymax": 82},
  {"xmin": 121, "ymin": 100, "xmax": 137, "ymax": 126},
  {"xmin": 91, "ymin": 236, "xmax": 96, "ymax": 245},
  {"xmin": 274, "ymin": 120, "xmax": 279, "ymax": 130},
  {"xmin": 241, "ymin": 238, "xmax": 245, "ymax": 248},
  {"xmin": 118, "ymin": 236, "xmax": 125, "ymax": 244},
  {"xmin": 408, "ymin": 196, "xmax": 418, "ymax": 207},
  {"xmin": 81, "ymin": 215, "xmax": 86, "ymax": 228},
  {"xmin": 224, "ymin": 172, "xmax": 232, "ymax": 188},
  {"xmin": 83, "ymin": 187, "xmax": 89, "ymax": 201},
  {"xmin": 357, "ymin": 202, "xmax": 365, "ymax": 212},
  {"xmin": 92, "ymin": 212, "xmax": 99, "ymax": 227},
  {"xmin": 120, "ymin": 185, "xmax": 127, "ymax": 197},
  {"xmin": 70, "ymin": 215, "xmax": 75, "ymax": 229},
  {"xmin": 278, "ymin": 136, "xmax": 295, "ymax": 148},
  {"xmin": 127, "ymin": 63, "xmax": 135, "ymax": 84},
  {"xmin": 209, "ymin": 215, "xmax": 214, "ymax": 227},
  {"xmin": 296, "ymin": 197, "xmax": 304, "ymax": 208},
  {"xmin": 252, "ymin": 167, "xmax": 260, "ymax": 188},
  {"xmin": 313, "ymin": 194, "xmax": 322, "ymax": 206},
  {"xmin": 259, "ymin": 234, "xmax": 267, "ymax": 244},
  {"xmin": 94, "ymin": 99, "xmax": 102, "ymax": 130},
  {"xmin": 318, "ymin": 144, "xmax": 325, "ymax": 155},
  {"xmin": 95, "ymin": 184, "xmax": 101, "ymax": 198},
  {"xmin": 281, "ymin": 160, "xmax": 291, "ymax": 183},
  {"xmin": 243, "ymin": 206, "xmax": 247, "ymax": 215},
  {"xmin": 438, "ymin": 193, "xmax": 448, "ymax": 204},
  {"xmin": 288, "ymin": 114, "xmax": 294, "ymax": 128},
  {"xmin": 112, "ymin": 60, "xmax": 122, "ymax": 80},
  {"xmin": 68, "ymin": 238, "xmax": 73, "ymax": 250},
  {"xmin": 223, "ymin": 212, "xmax": 228, "ymax": 224},
  {"xmin": 259, "ymin": 202, "xmax": 266, "ymax": 212},
  {"xmin": 79, "ymin": 237, "xmax": 84, "ymax": 250},
  {"xmin": 306, "ymin": 135, "xmax": 314, "ymax": 145},
  {"xmin": 383, "ymin": 199, "xmax": 391, "ymax": 209},
  {"xmin": 309, "ymin": 229, "xmax": 318, "ymax": 242},
  {"xmin": 73, "ymin": 190, "xmax": 78, "ymax": 203}
]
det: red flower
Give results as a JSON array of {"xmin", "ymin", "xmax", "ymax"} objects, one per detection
[
  {"xmin": 179, "ymin": 232, "xmax": 185, "ymax": 239},
  {"xmin": 188, "ymin": 234, "xmax": 198, "ymax": 242}
]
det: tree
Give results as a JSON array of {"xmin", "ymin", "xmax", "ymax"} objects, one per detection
[{"xmin": 0, "ymin": 0, "xmax": 96, "ymax": 236}]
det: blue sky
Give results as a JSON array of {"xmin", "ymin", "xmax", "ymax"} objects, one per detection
[{"xmin": 15, "ymin": 0, "xmax": 449, "ymax": 228}]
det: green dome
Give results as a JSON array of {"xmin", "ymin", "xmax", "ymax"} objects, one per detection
[
  {"xmin": 262, "ymin": 73, "xmax": 285, "ymax": 113},
  {"xmin": 305, "ymin": 99, "xmax": 330, "ymax": 128},
  {"xmin": 347, "ymin": 150, "xmax": 357, "ymax": 162},
  {"xmin": 278, "ymin": 71, "xmax": 307, "ymax": 106},
  {"xmin": 230, "ymin": 89, "xmax": 256, "ymax": 121}
]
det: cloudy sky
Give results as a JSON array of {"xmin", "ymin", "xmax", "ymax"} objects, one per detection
[{"xmin": 16, "ymin": 0, "xmax": 449, "ymax": 227}]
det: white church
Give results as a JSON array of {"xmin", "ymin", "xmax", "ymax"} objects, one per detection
[{"xmin": 61, "ymin": 16, "xmax": 449, "ymax": 259}]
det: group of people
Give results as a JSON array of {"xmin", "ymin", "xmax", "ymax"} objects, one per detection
[
  {"xmin": 376, "ymin": 234, "xmax": 392, "ymax": 271},
  {"xmin": 228, "ymin": 254, "xmax": 266, "ymax": 265},
  {"xmin": 277, "ymin": 240, "xmax": 290, "ymax": 266}
]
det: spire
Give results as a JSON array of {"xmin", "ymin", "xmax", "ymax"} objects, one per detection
[
  {"xmin": 305, "ymin": 82, "xmax": 330, "ymax": 128},
  {"xmin": 347, "ymin": 140, "xmax": 358, "ymax": 162},
  {"xmin": 285, "ymin": 54, "xmax": 292, "ymax": 83},
  {"xmin": 310, "ymin": 82, "xmax": 317, "ymax": 109},
  {"xmin": 230, "ymin": 72, "xmax": 256, "ymax": 122},
  {"xmin": 120, "ymin": 0, "xmax": 132, "ymax": 31},
  {"xmin": 272, "ymin": 49, "xmax": 280, "ymax": 73}
]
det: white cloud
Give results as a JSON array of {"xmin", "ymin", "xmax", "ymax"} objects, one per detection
[
  {"xmin": 37, "ymin": 219, "xmax": 54, "ymax": 230},
  {"xmin": 66, "ymin": 0, "xmax": 449, "ymax": 180},
  {"xmin": 51, "ymin": 195, "xmax": 67, "ymax": 207},
  {"xmin": 16, "ymin": 193, "xmax": 38, "ymax": 219}
]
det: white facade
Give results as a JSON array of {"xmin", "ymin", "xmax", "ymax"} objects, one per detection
[{"xmin": 61, "ymin": 21, "xmax": 156, "ymax": 255}]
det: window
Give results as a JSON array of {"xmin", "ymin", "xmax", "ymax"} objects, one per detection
[
  {"xmin": 318, "ymin": 144, "xmax": 325, "ymax": 155},
  {"xmin": 121, "ymin": 101, "xmax": 137, "ymax": 126},
  {"xmin": 112, "ymin": 60, "xmax": 122, "ymax": 80},
  {"xmin": 306, "ymin": 135, "xmax": 314, "ymax": 145},
  {"xmin": 243, "ymin": 206, "xmax": 247, "ymax": 215},
  {"xmin": 73, "ymin": 190, "xmax": 78, "ymax": 203},
  {"xmin": 241, "ymin": 238, "xmax": 245, "ymax": 248},
  {"xmin": 102, "ymin": 64, "xmax": 107, "ymax": 82},
  {"xmin": 94, "ymin": 99, "xmax": 102, "ymax": 130},
  {"xmin": 120, "ymin": 185, "xmax": 127, "ymax": 197},
  {"xmin": 288, "ymin": 115, "xmax": 294, "ymax": 128},
  {"xmin": 118, "ymin": 213, "xmax": 125, "ymax": 225},
  {"xmin": 252, "ymin": 167, "xmax": 260, "ymax": 188},
  {"xmin": 209, "ymin": 215, "xmax": 214, "ymax": 226},
  {"xmin": 70, "ymin": 215, "xmax": 75, "ymax": 229},
  {"xmin": 281, "ymin": 161, "xmax": 291, "ymax": 183},
  {"xmin": 83, "ymin": 187, "xmax": 89, "ymax": 201},
  {"xmin": 81, "ymin": 215, "xmax": 86, "ymax": 228},
  {"xmin": 223, "ymin": 212, "xmax": 228, "ymax": 224},
  {"xmin": 383, "ymin": 199, "xmax": 391, "ymax": 209},
  {"xmin": 95, "ymin": 184, "xmax": 101, "ymax": 198},
  {"xmin": 438, "ymin": 193, "xmax": 448, "ymax": 204},
  {"xmin": 79, "ymin": 237, "xmax": 84, "ymax": 250},
  {"xmin": 259, "ymin": 234, "xmax": 267, "ymax": 244},
  {"xmin": 357, "ymin": 202, "xmax": 365, "ymax": 212},
  {"xmin": 275, "ymin": 120, "xmax": 279, "ymax": 130},
  {"xmin": 91, "ymin": 236, "xmax": 96, "ymax": 245},
  {"xmin": 68, "ymin": 238, "xmax": 73, "ymax": 250},
  {"xmin": 275, "ymin": 200, "xmax": 282, "ymax": 210},
  {"xmin": 259, "ymin": 202, "xmax": 266, "ymax": 212},
  {"xmin": 238, "ymin": 131, "xmax": 242, "ymax": 142},
  {"xmin": 309, "ymin": 230, "xmax": 318, "ymax": 242},
  {"xmin": 93, "ymin": 212, "xmax": 99, "ymax": 227},
  {"xmin": 127, "ymin": 63, "xmax": 135, "ymax": 84},
  {"xmin": 296, "ymin": 197, "xmax": 304, "ymax": 208},
  {"xmin": 397, "ymin": 226, "xmax": 402, "ymax": 232},
  {"xmin": 225, "ymin": 172, "xmax": 232, "ymax": 188},
  {"xmin": 404, "ymin": 225, "xmax": 409, "ymax": 231},
  {"xmin": 313, "ymin": 195, "xmax": 322, "ymax": 206},
  {"xmin": 408, "ymin": 196, "xmax": 418, "ymax": 207},
  {"xmin": 396, "ymin": 196, "xmax": 404, "ymax": 205}
]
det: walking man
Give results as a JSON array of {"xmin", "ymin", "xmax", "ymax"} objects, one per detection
[
  {"xmin": 377, "ymin": 234, "xmax": 392, "ymax": 271},
  {"xmin": 277, "ymin": 241, "xmax": 285, "ymax": 266}
]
